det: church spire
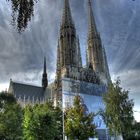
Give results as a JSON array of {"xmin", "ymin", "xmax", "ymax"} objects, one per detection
[
  {"xmin": 88, "ymin": 0, "xmax": 98, "ymax": 40},
  {"xmin": 86, "ymin": 0, "xmax": 103, "ymax": 73},
  {"xmin": 61, "ymin": 0, "xmax": 74, "ymax": 28},
  {"xmin": 58, "ymin": 0, "xmax": 79, "ymax": 68},
  {"xmin": 86, "ymin": 0, "xmax": 110, "ymax": 84},
  {"xmin": 42, "ymin": 57, "xmax": 48, "ymax": 89}
]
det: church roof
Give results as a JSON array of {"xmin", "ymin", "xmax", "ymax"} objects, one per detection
[{"xmin": 9, "ymin": 81, "xmax": 45, "ymax": 99}]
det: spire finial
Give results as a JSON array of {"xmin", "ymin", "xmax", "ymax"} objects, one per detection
[
  {"xmin": 44, "ymin": 56, "xmax": 46, "ymax": 74},
  {"xmin": 42, "ymin": 57, "xmax": 48, "ymax": 90}
]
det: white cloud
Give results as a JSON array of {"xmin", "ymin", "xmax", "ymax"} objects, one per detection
[{"xmin": 0, "ymin": 83, "xmax": 9, "ymax": 92}]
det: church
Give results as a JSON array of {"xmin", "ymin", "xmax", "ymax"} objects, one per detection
[{"xmin": 8, "ymin": 0, "xmax": 111, "ymax": 139}]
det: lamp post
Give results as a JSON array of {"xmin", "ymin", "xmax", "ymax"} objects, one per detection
[{"xmin": 63, "ymin": 106, "xmax": 65, "ymax": 140}]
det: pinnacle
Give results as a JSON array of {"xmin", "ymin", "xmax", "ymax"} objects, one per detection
[
  {"xmin": 61, "ymin": 0, "xmax": 74, "ymax": 27},
  {"xmin": 43, "ymin": 56, "xmax": 46, "ymax": 74},
  {"xmin": 88, "ymin": 0, "xmax": 98, "ymax": 39}
]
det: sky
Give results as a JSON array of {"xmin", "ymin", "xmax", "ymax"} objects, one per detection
[{"xmin": 0, "ymin": 0, "xmax": 140, "ymax": 121}]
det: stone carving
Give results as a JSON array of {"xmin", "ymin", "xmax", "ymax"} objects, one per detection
[{"xmin": 60, "ymin": 66, "xmax": 100, "ymax": 85}]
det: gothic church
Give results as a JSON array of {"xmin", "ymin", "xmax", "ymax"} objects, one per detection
[{"xmin": 8, "ymin": 0, "xmax": 111, "ymax": 139}]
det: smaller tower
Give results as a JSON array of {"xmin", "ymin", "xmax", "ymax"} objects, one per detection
[{"xmin": 42, "ymin": 57, "xmax": 48, "ymax": 89}]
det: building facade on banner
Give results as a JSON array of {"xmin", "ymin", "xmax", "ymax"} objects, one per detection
[{"xmin": 8, "ymin": 0, "xmax": 111, "ymax": 139}]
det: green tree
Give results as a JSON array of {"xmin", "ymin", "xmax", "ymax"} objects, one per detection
[
  {"xmin": 125, "ymin": 121, "xmax": 140, "ymax": 140},
  {"xmin": 23, "ymin": 102, "xmax": 62, "ymax": 140},
  {"xmin": 102, "ymin": 78, "xmax": 134, "ymax": 139},
  {"xmin": 0, "ymin": 92, "xmax": 23, "ymax": 140},
  {"xmin": 65, "ymin": 95, "xmax": 96, "ymax": 140},
  {"xmin": 53, "ymin": 106, "xmax": 63, "ymax": 140}
]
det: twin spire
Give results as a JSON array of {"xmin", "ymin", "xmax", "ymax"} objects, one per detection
[
  {"xmin": 62, "ymin": 0, "xmax": 96, "ymax": 33},
  {"xmin": 55, "ymin": 0, "xmax": 110, "ymax": 84},
  {"xmin": 42, "ymin": 0, "xmax": 110, "ymax": 89},
  {"xmin": 58, "ymin": 0, "xmax": 98, "ymax": 69}
]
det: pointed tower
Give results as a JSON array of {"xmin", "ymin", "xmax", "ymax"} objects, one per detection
[
  {"xmin": 86, "ymin": 0, "xmax": 104, "ymax": 73},
  {"xmin": 88, "ymin": 0, "xmax": 98, "ymax": 40},
  {"xmin": 56, "ymin": 0, "xmax": 82, "ymax": 80},
  {"xmin": 42, "ymin": 57, "xmax": 48, "ymax": 89},
  {"xmin": 59, "ymin": 0, "xmax": 82, "ymax": 67},
  {"xmin": 61, "ymin": 0, "xmax": 74, "ymax": 29}
]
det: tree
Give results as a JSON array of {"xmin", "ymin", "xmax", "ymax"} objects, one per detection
[
  {"xmin": 134, "ymin": 122, "xmax": 140, "ymax": 139},
  {"xmin": 125, "ymin": 121, "xmax": 140, "ymax": 140},
  {"xmin": 53, "ymin": 106, "xmax": 63, "ymax": 140},
  {"xmin": 7, "ymin": 0, "xmax": 37, "ymax": 33},
  {"xmin": 102, "ymin": 78, "xmax": 134, "ymax": 139},
  {"xmin": 65, "ymin": 95, "xmax": 96, "ymax": 140},
  {"xmin": 0, "ymin": 92, "xmax": 23, "ymax": 140},
  {"xmin": 23, "ymin": 102, "xmax": 62, "ymax": 140}
]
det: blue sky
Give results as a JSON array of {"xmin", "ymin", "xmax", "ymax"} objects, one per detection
[{"xmin": 0, "ymin": 0, "xmax": 140, "ymax": 121}]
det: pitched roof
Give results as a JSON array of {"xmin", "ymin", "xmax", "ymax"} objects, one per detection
[{"xmin": 9, "ymin": 81, "xmax": 45, "ymax": 99}]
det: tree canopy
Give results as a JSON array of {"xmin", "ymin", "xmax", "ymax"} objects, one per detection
[
  {"xmin": 23, "ymin": 102, "xmax": 62, "ymax": 140},
  {"xmin": 0, "ymin": 92, "xmax": 23, "ymax": 140},
  {"xmin": 102, "ymin": 79, "xmax": 134, "ymax": 138},
  {"xmin": 125, "ymin": 121, "xmax": 140, "ymax": 140},
  {"xmin": 0, "ymin": 91, "xmax": 63, "ymax": 140},
  {"xmin": 65, "ymin": 95, "xmax": 96, "ymax": 140}
]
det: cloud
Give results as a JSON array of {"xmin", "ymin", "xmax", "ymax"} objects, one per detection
[
  {"xmin": 0, "ymin": 0, "xmax": 62, "ymax": 82},
  {"xmin": 112, "ymin": 70, "xmax": 140, "ymax": 109},
  {"xmin": 97, "ymin": 0, "xmax": 140, "ymax": 74}
]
